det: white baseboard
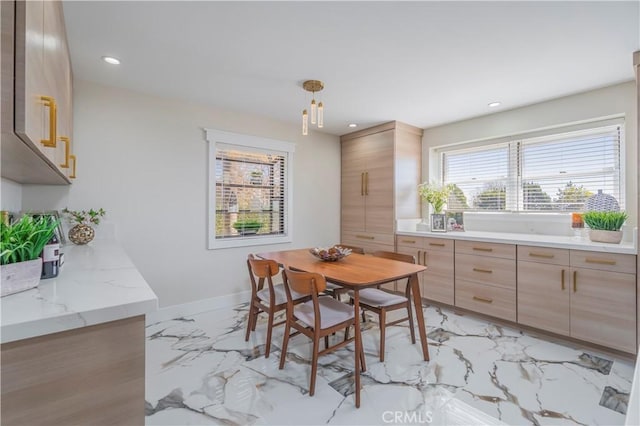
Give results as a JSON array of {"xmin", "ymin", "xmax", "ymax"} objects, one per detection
[{"xmin": 146, "ymin": 290, "xmax": 251, "ymax": 324}]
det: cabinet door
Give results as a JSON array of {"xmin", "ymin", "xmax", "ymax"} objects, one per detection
[
  {"xmin": 423, "ymin": 249, "xmax": 454, "ymax": 305},
  {"xmin": 362, "ymin": 130, "xmax": 394, "ymax": 234},
  {"xmin": 570, "ymin": 268, "xmax": 636, "ymax": 353},
  {"xmin": 14, "ymin": 0, "xmax": 46, "ymax": 151},
  {"xmin": 341, "ymin": 137, "xmax": 366, "ymax": 233},
  {"xmin": 517, "ymin": 262, "xmax": 570, "ymax": 335}
]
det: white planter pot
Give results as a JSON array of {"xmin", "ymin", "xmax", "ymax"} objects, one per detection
[
  {"xmin": 588, "ymin": 229, "xmax": 623, "ymax": 244},
  {"xmin": 1, "ymin": 258, "xmax": 42, "ymax": 297}
]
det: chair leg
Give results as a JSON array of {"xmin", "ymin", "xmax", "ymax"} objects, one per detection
[
  {"xmin": 265, "ymin": 308, "xmax": 275, "ymax": 358},
  {"xmin": 379, "ymin": 309, "xmax": 386, "ymax": 362},
  {"xmin": 245, "ymin": 301, "xmax": 255, "ymax": 341},
  {"xmin": 251, "ymin": 306, "xmax": 259, "ymax": 331},
  {"xmin": 407, "ymin": 302, "xmax": 416, "ymax": 344},
  {"xmin": 310, "ymin": 335, "xmax": 320, "ymax": 396},
  {"xmin": 359, "ymin": 331, "xmax": 367, "ymax": 372},
  {"xmin": 324, "ymin": 335, "xmax": 329, "ymax": 350},
  {"xmin": 279, "ymin": 317, "xmax": 291, "ymax": 370},
  {"xmin": 344, "ymin": 325, "xmax": 350, "ymax": 341}
]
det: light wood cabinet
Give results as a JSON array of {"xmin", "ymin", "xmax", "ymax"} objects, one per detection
[
  {"xmin": 454, "ymin": 241, "xmax": 517, "ymax": 321},
  {"xmin": 396, "ymin": 236, "xmax": 454, "ymax": 305},
  {"xmin": 518, "ymin": 246, "xmax": 636, "ymax": 353},
  {"xmin": 1, "ymin": 0, "xmax": 72, "ymax": 184},
  {"xmin": 341, "ymin": 122, "xmax": 422, "ymax": 253}
]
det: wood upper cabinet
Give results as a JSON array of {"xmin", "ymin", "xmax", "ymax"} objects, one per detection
[
  {"xmin": 341, "ymin": 122, "xmax": 422, "ymax": 253},
  {"xmin": 1, "ymin": 0, "xmax": 72, "ymax": 184}
]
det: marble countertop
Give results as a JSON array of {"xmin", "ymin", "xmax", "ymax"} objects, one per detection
[
  {"xmin": 1, "ymin": 240, "xmax": 158, "ymax": 344},
  {"xmin": 396, "ymin": 229, "xmax": 637, "ymax": 254}
]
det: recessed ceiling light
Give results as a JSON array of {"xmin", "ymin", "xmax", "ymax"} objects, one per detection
[
  {"xmin": 348, "ymin": 123, "xmax": 358, "ymax": 128},
  {"xmin": 488, "ymin": 101, "xmax": 501, "ymax": 108},
  {"xmin": 102, "ymin": 56, "xmax": 121, "ymax": 65}
]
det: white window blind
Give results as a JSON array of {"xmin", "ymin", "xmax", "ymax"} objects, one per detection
[
  {"xmin": 207, "ymin": 129, "xmax": 294, "ymax": 249},
  {"xmin": 439, "ymin": 122, "xmax": 624, "ymax": 212}
]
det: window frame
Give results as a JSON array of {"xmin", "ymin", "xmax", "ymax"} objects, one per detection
[
  {"xmin": 434, "ymin": 118, "xmax": 625, "ymax": 213},
  {"xmin": 206, "ymin": 129, "xmax": 295, "ymax": 249}
]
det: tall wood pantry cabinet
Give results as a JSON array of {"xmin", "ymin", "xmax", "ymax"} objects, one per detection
[{"xmin": 340, "ymin": 121, "xmax": 423, "ymax": 253}]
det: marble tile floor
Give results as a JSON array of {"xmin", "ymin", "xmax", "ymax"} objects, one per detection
[{"xmin": 145, "ymin": 302, "xmax": 636, "ymax": 425}]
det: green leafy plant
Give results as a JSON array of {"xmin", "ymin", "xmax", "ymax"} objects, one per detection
[
  {"xmin": 1, "ymin": 215, "xmax": 59, "ymax": 265},
  {"xmin": 418, "ymin": 181, "xmax": 455, "ymax": 214},
  {"xmin": 583, "ymin": 211, "xmax": 627, "ymax": 231},
  {"xmin": 62, "ymin": 208, "xmax": 106, "ymax": 226}
]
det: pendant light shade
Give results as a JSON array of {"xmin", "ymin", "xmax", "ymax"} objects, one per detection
[{"xmin": 302, "ymin": 80, "xmax": 324, "ymax": 135}]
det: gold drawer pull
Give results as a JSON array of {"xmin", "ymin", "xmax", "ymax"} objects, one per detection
[
  {"xmin": 529, "ymin": 252, "xmax": 554, "ymax": 259},
  {"xmin": 472, "ymin": 267, "xmax": 492, "ymax": 274},
  {"xmin": 402, "ymin": 239, "xmax": 416, "ymax": 244},
  {"xmin": 473, "ymin": 296, "xmax": 493, "ymax": 304},
  {"xmin": 429, "ymin": 242, "xmax": 445, "ymax": 247},
  {"xmin": 59, "ymin": 136, "xmax": 70, "ymax": 168},
  {"xmin": 69, "ymin": 154, "xmax": 77, "ymax": 179},
  {"xmin": 356, "ymin": 235, "xmax": 374, "ymax": 240},
  {"xmin": 573, "ymin": 270, "xmax": 577, "ymax": 292},
  {"xmin": 473, "ymin": 247, "xmax": 493, "ymax": 252},
  {"xmin": 585, "ymin": 258, "xmax": 616, "ymax": 266},
  {"xmin": 561, "ymin": 269, "xmax": 565, "ymax": 290}
]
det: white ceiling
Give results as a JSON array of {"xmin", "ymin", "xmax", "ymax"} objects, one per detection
[{"xmin": 62, "ymin": 1, "xmax": 639, "ymax": 136}]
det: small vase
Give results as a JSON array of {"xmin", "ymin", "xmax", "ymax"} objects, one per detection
[
  {"xmin": 68, "ymin": 224, "xmax": 95, "ymax": 245},
  {"xmin": 588, "ymin": 229, "xmax": 623, "ymax": 244}
]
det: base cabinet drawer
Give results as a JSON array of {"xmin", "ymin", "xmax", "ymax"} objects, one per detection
[
  {"xmin": 455, "ymin": 254, "xmax": 516, "ymax": 289},
  {"xmin": 455, "ymin": 279, "xmax": 516, "ymax": 322}
]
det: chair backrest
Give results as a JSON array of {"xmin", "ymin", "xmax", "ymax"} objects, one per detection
[
  {"xmin": 247, "ymin": 254, "xmax": 280, "ymax": 278},
  {"xmin": 334, "ymin": 244, "xmax": 365, "ymax": 254},
  {"xmin": 282, "ymin": 268, "xmax": 327, "ymax": 295},
  {"xmin": 372, "ymin": 250, "xmax": 415, "ymax": 264}
]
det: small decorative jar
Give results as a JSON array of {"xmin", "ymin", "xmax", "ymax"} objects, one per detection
[{"xmin": 68, "ymin": 224, "xmax": 95, "ymax": 245}]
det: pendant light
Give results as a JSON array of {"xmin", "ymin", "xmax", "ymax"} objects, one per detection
[{"xmin": 302, "ymin": 80, "xmax": 324, "ymax": 135}]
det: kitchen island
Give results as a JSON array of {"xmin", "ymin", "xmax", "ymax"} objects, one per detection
[{"xmin": 1, "ymin": 240, "xmax": 158, "ymax": 425}]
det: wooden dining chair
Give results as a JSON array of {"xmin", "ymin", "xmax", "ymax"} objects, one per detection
[
  {"xmin": 245, "ymin": 254, "xmax": 310, "ymax": 358},
  {"xmin": 279, "ymin": 268, "xmax": 365, "ymax": 396},
  {"xmin": 348, "ymin": 251, "xmax": 416, "ymax": 362},
  {"xmin": 324, "ymin": 244, "xmax": 365, "ymax": 300}
]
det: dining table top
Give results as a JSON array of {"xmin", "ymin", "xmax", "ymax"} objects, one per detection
[{"xmin": 255, "ymin": 248, "xmax": 426, "ymax": 288}]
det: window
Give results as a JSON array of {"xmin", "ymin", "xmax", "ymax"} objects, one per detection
[
  {"xmin": 438, "ymin": 121, "xmax": 624, "ymax": 212},
  {"xmin": 206, "ymin": 129, "xmax": 294, "ymax": 249}
]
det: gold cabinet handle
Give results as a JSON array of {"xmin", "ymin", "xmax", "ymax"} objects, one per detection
[
  {"xmin": 573, "ymin": 270, "xmax": 577, "ymax": 292},
  {"xmin": 529, "ymin": 252, "xmax": 554, "ymax": 259},
  {"xmin": 423, "ymin": 250, "xmax": 427, "ymax": 266},
  {"xmin": 40, "ymin": 96, "xmax": 57, "ymax": 147},
  {"xmin": 364, "ymin": 171, "xmax": 369, "ymax": 195},
  {"xmin": 402, "ymin": 239, "xmax": 416, "ymax": 244},
  {"xmin": 561, "ymin": 269, "xmax": 565, "ymax": 290},
  {"xmin": 360, "ymin": 172, "xmax": 364, "ymax": 196},
  {"xmin": 473, "ymin": 296, "xmax": 493, "ymax": 304},
  {"xmin": 69, "ymin": 154, "xmax": 77, "ymax": 179},
  {"xmin": 585, "ymin": 258, "xmax": 616, "ymax": 266},
  {"xmin": 417, "ymin": 250, "xmax": 422, "ymax": 265},
  {"xmin": 429, "ymin": 242, "xmax": 445, "ymax": 247},
  {"xmin": 59, "ymin": 136, "xmax": 70, "ymax": 168},
  {"xmin": 473, "ymin": 247, "xmax": 493, "ymax": 252},
  {"xmin": 472, "ymin": 267, "xmax": 492, "ymax": 274},
  {"xmin": 356, "ymin": 235, "xmax": 374, "ymax": 240}
]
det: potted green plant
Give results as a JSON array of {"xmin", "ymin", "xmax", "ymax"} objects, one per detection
[
  {"xmin": 583, "ymin": 210, "xmax": 627, "ymax": 244},
  {"xmin": 62, "ymin": 208, "xmax": 106, "ymax": 245},
  {"xmin": 1, "ymin": 215, "xmax": 59, "ymax": 297},
  {"xmin": 417, "ymin": 181, "xmax": 454, "ymax": 231},
  {"xmin": 232, "ymin": 219, "xmax": 262, "ymax": 235}
]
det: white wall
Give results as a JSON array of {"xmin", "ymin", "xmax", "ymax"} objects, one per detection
[
  {"xmin": 1, "ymin": 178, "xmax": 22, "ymax": 213},
  {"xmin": 422, "ymin": 81, "xmax": 638, "ymax": 226},
  {"xmin": 21, "ymin": 80, "xmax": 341, "ymax": 308}
]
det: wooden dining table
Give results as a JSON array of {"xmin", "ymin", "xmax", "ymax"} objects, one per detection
[{"xmin": 255, "ymin": 248, "xmax": 429, "ymax": 408}]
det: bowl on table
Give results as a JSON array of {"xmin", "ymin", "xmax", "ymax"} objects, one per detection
[{"xmin": 309, "ymin": 246, "xmax": 352, "ymax": 262}]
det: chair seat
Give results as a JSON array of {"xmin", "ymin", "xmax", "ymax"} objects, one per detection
[
  {"xmin": 295, "ymin": 297, "xmax": 356, "ymax": 330},
  {"xmin": 326, "ymin": 282, "xmax": 342, "ymax": 290},
  {"xmin": 257, "ymin": 284, "xmax": 305, "ymax": 306},
  {"xmin": 348, "ymin": 288, "xmax": 408, "ymax": 307}
]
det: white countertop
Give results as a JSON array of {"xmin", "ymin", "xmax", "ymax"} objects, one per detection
[
  {"xmin": 396, "ymin": 229, "xmax": 637, "ymax": 254},
  {"xmin": 1, "ymin": 240, "xmax": 158, "ymax": 344}
]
